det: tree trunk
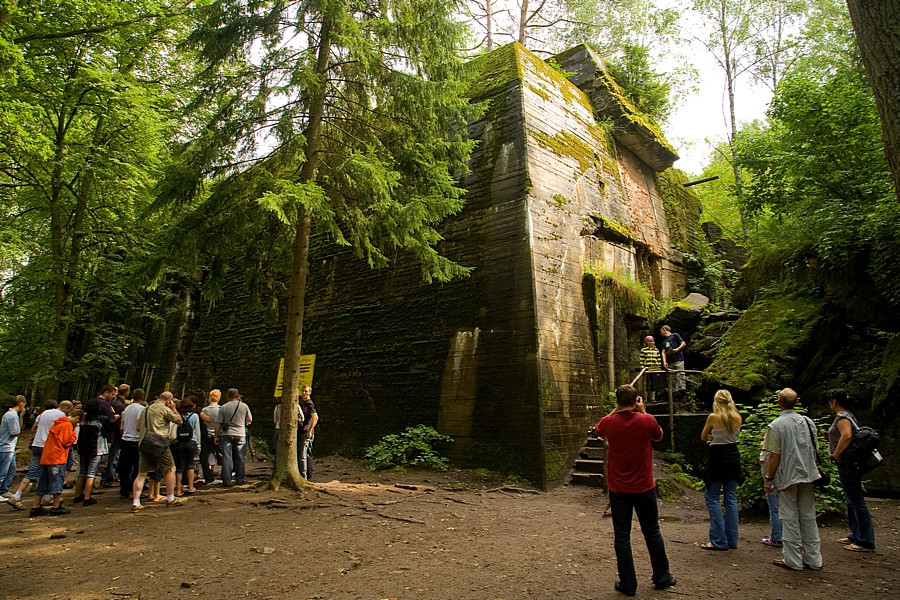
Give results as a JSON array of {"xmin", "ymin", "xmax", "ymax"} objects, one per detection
[
  {"xmin": 486, "ymin": 0, "xmax": 494, "ymax": 51},
  {"xmin": 846, "ymin": 0, "xmax": 900, "ymax": 202},
  {"xmin": 518, "ymin": 0, "xmax": 528, "ymax": 45},
  {"xmin": 268, "ymin": 16, "xmax": 333, "ymax": 491},
  {"xmin": 719, "ymin": 2, "xmax": 750, "ymax": 244}
]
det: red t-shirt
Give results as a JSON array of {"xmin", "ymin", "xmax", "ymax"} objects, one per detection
[{"xmin": 595, "ymin": 410, "xmax": 662, "ymax": 494}]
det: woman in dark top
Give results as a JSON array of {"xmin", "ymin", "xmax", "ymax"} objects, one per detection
[{"xmin": 828, "ymin": 389, "xmax": 875, "ymax": 552}]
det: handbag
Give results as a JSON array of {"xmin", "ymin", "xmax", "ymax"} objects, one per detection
[
  {"xmin": 138, "ymin": 407, "xmax": 169, "ymax": 460},
  {"xmin": 804, "ymin": 417, "xmax": 829, "ymax": 488}
]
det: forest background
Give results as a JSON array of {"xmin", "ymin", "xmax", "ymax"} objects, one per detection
[{"xmin": 1, "ymin": 0, "xmax": 898, "ymax": 488}]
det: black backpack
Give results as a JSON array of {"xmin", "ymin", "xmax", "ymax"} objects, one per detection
[{"xmin": 176, "ymin": 412, "xmax": 194, "ymax": 444}]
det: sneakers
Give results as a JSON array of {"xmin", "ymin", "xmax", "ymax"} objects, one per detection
[
  {"xmin": 8, "ymin": 497, "xmax": 26, "ymax": 510},
  {"xmin": 29, "ymin": 506, "xmax": 47, "ymax": 518},
  {"xmin": 166, "ymin": 497, "xmax": 187, "ymax": 507},
  {"xmin": 82, "ymin": 498, "xmax": 98, "ymax": 507},
  {"xmin": 762, "ymin": 537, "xmax": 783, "ymax": 547},
  {"xmin": 49, "ymin": 505, "xmax": 71, "ymax": 515},
  {"xmin": 208, "ymin": 479, "xmax": 223, "ymax": 486},
  {"xmin": 72, "ymin": 495, "xmax": 85, "ymax": 504}
]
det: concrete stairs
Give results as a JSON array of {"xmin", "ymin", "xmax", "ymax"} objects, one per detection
[{"xmin": 569, "ymin": 435, "xmax": 607, "ymax": 490}]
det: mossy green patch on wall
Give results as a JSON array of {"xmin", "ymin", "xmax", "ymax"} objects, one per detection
[
  {"xmin": 584, "ymin": 268, "xmax": 652, "ymax": 317},
  {"xmin": 465, "ymin": 43, "xmax": 524, "ymax": 101},
  {"xmin": 589, "ymin": 214, "xmax": 632, "ymax": 243},
  {"xmin": 657, "ymin": 169, "xmax": 705, "ymax": 255},
  {"xmin": 533, "ymin": 129, "xmax": 594, "ymax": 174},
  {"xmin": 528, "ymin": 84, "xmax": 550, "ymax": 101},
  {"xmin": 549, "ymin": 194, "xmax": 571, "ymax": 210},
  {"xmin": 704, "ymin": 295, "xmax": 827, "ymax": 393},
  {"xmin": 543, "ymin": 447, "xmax": 565, "ymax": 481},
  {"xmin": 594, "ymin": 69, "xmax": 675, "ymax": 156}
]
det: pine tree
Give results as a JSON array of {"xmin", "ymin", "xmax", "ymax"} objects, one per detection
[{"xmin": 162, "ymin": 0, "xmax": 480, "ymax": 489}]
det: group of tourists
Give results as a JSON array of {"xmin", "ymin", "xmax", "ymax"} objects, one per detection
[
  {"xmin": 0, "ymin": 383, "xmax": 318, "ymax": 517},
  {"xmin": 599, "ymin": 382, "xmax": 878, "ymax": 596}
]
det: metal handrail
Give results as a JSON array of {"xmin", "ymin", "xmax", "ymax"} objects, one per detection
[{"xmin": 631, "ymin": 367, "xmax": 704, "ymax": 451}]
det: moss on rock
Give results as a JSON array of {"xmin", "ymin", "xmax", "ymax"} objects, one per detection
[
  {"xmin": 703, "ymin": 295, "xmax": 827, "ymax": 393},
  {"xmin": 873, "ymin": 334, "xmax": 900, "ymax": 411}
]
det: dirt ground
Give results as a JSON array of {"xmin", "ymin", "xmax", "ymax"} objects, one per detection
[{"xmin": 1, "ymin": 449, "xmax": 898, "ymax": 600}]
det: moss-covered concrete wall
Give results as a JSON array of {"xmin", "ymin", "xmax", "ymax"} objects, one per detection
[{"xmin": 184, "ymin": 42, "xmax": 701, "ymax": 488}]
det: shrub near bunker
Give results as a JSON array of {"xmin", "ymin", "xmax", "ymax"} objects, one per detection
[{"xmin": 365, "ymin": 426, "xmax": 454, "ymax": 471}]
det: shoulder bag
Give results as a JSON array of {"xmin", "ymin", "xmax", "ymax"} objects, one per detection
[
  {"xmin": 804, "ymin": 417, "xmax": 830, "ymax": 488},
  {"xmin": 138, "ymin": 406, "xmax": 170, "ymax": 460}
]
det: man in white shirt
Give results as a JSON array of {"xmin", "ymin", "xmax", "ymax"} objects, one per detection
[
  {"xmin": 117, "ymin": 389, "xmax": 146, "ymax": 499},
  {"xmin": 0, "ymin": 396, "xmax": 27, "ymax": 501},
  {"xmin": 7, "ymin": 399, "xmax": 71, "ymax": 510},
  {"xmin": 214, "ymin": 389, "xmax": 252, "ymax": 486},
  {"xmin": 762, "ymin": 388, "xmax": 823, "ymax": 571}
]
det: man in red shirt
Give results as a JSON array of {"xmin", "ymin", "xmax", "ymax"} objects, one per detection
[{"xmin": 595, "ymin": 385, "xmax": 676, "ymax": 596}]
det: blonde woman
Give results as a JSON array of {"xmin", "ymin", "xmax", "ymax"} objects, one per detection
[{"xmin": 699, "ymin": 390, "xmax": 743, "ymax": 550}]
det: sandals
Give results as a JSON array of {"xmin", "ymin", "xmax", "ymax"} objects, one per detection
[
  {"xmin": 845, "ymin": 543, "xmax": 874, "ymax": 552},
  {"xmin": 837, "ymin": 537, "xmax": 853, "ymax": 544},
  {"xmin": 773, "ymin": 559, "xmax": 802, "ymax": 571},
  {"xmin": 699, "ymin": 542, "xmax": 728, "ymax": 551},
  {"xmin": 762, "ymin": 537, "xmax": 783, "ymax": 547},
  {"xmin": 184, "ymin": 489, "xmax": 196, "ymax": 495}
]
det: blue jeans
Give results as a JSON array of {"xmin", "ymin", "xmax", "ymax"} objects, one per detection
[
  {"xmin": 837, "ymin": 460, "xmax": 875, "ymax": 549},
  {"xmin": 299, "ymin": 435, "xmax": 314, "ymax": 480},
  {"xmin": 219, "ymin": 434, "xmax": 245, "ymax": 485},
  {"xmin": 0, "ymin": 451, "xmax": 16, "ymax": 494},
  {"xmin": 609, "ymin": 488, "xmax": 672, "ymax": 594},
  {"xmin": 766, "ymin": 490, "xmax": 782, "ymax": 541},
  {"xmin": 705, "ymin": 479, "xmax": 739, "ymax": 548},
  {"xmin": 25, "ymin": 445, "xmax": 43, "ymax": 481}
]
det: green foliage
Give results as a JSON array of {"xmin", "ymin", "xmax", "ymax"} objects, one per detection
[
  {"xmin": 163, "ymin": 0, "xmax": 482, "ymax": 286},
  {"xmin": 606, "ymin": 44, "xmax": 673, "ymax": 123},
  {"xmin": 662, "ymin": 452, "xmax": 705, "ymax": 492},
  {"xmin": 0, "ymin": 0, "xmax": 196, "ymax": 394},
  {"xmin": 735, "ymin": 54, "xmax": 899, "ymax": 310},
  {"xmin": 365, "ymin": 426, "xmax": 454, "ymax": 472},
  {"xmin": 683, "ymin": 250, "xmax": 739, "ymax": 308},
  {"xmin": 736, "ymin": 401, "xmax": 843, "ymax": 516},
  {"xmin": 691, "ymin": 139, "xmax": 754, "ymax": 240}
]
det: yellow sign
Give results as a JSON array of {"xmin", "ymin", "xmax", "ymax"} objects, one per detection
[{"xmin": 273, "ymin": 354, "xmax": 316, "ymax": 397}]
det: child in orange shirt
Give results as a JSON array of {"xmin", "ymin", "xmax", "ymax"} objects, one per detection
[{"xmin": 30, "ymin": 409, "xmax": 82, "ymax": 517}]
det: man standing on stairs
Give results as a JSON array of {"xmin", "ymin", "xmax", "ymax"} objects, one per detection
[
  {"xmin": 594, "ymin": 384, "xmax": 676, "ymax": 597},
  {"xmin": 660, "ymin": 325, "xmax": 686, "ymax": 399}
]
